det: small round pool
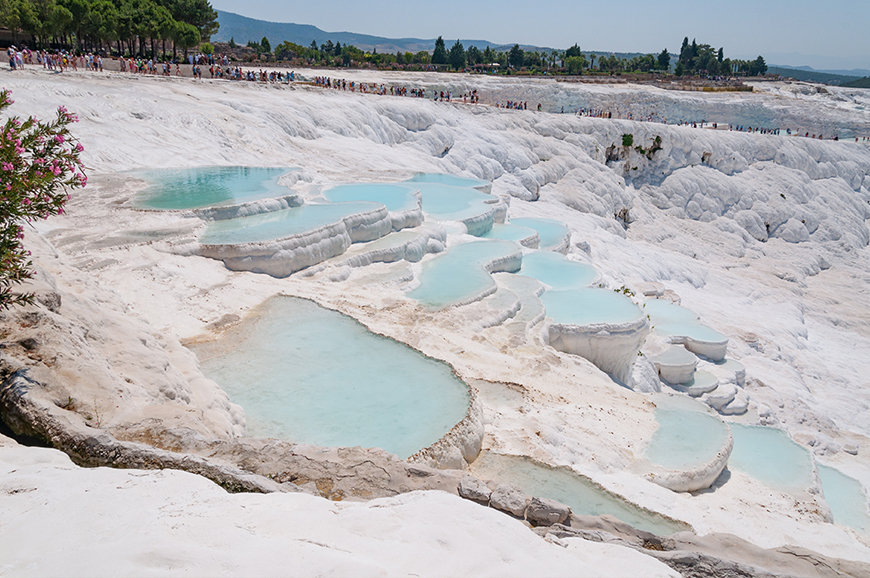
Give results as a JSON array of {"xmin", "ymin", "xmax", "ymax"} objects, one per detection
[
  {"xmin": 133, "ymin": 166, "xmax": 298, "ymax": 210},
  {"xmin": 519, "ymin": 251, "xmax": 599, "ymax": 290},
  {"xmin": 510, "ymin": 218, "xmax": 570, "ymax": 251},
  {"xmin": 729, "ymin": 424, "xmax": 815, "ymax": 492},
  {"xmin": 406, "ymin": 172, "xmax": 491, "ymax": 191},
  {"xmin": 408, "ymin": 240, "xmax": 522, "ymax": 310},
  {"xmin": 543, "ymin": 288, "xmax": 645, "ymax": 326},
  {"xmin": 322, "ymin": 183, "xmax": 420, "ymax": 212}
]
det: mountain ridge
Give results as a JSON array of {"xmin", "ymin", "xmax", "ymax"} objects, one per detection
[{"xmin": 212, "ymin": 10, "xmax": 651, "ymax": 60}]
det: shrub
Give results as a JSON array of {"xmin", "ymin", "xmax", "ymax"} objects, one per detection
[{"xmin": 0, "ymin": 89, "xmax": 86, "ymax": 309}]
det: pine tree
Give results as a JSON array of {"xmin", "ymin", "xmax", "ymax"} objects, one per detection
[
  {"xmin": 432, "ymin": 36, "xmax": 447, "ymax": 64},
  {"xmin": 657, "ymin": 49, "xmax": 669, "ymax": 71},
  {"xmin": 448, "ymin": 40, "xmax": 466, "ymax": 70}
]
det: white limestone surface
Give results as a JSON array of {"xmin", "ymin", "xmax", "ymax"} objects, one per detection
[
  {"xmin": 4, "ymin": 68, "xmax": 870, "ymax": 565},
  {"xmin": 0, "ymin": 437, "xmax": 678, "ymax": 578}
]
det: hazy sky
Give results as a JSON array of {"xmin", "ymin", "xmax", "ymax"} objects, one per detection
[{"xmin": 211, "ymin": 0, "xmax": 869, "ymax": 70}]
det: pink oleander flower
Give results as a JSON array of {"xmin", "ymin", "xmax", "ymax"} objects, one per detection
[
  {"xmin": 22, "ymin": 199, "xmax": 30, "ymax": 205},
  {"xmin": 54, "ymin": 134, "xmax": 65, "ymax": 143},
  {"xmin": 75, "ymin": 143, "xmax": 83, "ymax": 152},
  {"xmin": 1, "ymin": 162, "xmax": 12, "ymax": 170}
]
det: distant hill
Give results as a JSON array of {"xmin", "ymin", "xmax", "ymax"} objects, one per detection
[
  {"xmin": 842, "ymin": 77, "xmax": 870, "ymax": 89},
  {"xmin": 777, "ymin": 64, "xmax": 870, "ymax": 78},
  {"xmin": 213, "ymin": 10, "xmax": 653, "ymax": 59},
  {"xmin": 213, "ymin": 10, "xmax": 547, "ymax": 53},
  {"xmin": 768, "ymin": 66, "xmax": 860, "ymax": 85}
]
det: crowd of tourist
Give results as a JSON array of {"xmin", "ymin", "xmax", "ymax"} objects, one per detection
[
  {"xmin": 5, "ymin": 46, "xmax": 866, "ymax": 143},
  {"xmin": 312, "ymin": 76, "xmax": 481, "ymax": 103}
]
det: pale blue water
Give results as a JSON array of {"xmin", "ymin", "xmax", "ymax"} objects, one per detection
[
  {"xmin": 191, "ymin": 297, "xmax": 470, "ymax": 458},
  {"xmin": 413, "ymin": 182, "xmax": 496, "ymax": 222},
  {"xmin": 818, "ymin": 465, "xmax": 870, "ymax": 534},
  {"xmin": 519, "ymin": 251, "xmax": 598, "ymax": 290},
  {"xmin": 729, "ymin": 424, "xmax": 815, "ymax": 491},
  {"xmin": 408, "ymin": 240, "xmax": 521, "ymax": 309},
  {"xmin": 644, "ymin": 398, "xmax": 730, "ymax": 470},
  {"xmin": 644, "ymin": 300, "xmax": 727, "ymax": 343},
  {"xmin": 667, "ymin": 370, "xmax": 719, "ymax": 396},
  {"xmin": 510, "ymin": 218, "xmax": 570, "ymax": 250},
  {"xmin": 322, "ymin": 183, "xmax": 419, "ymax": 212},
  {"xmin": 406, "ymin": 172, "xmax": 490, "ymax": 190},
  {"xmin": 199, "ymin": 202, "xmax": 381, "ymax": 245},
  {"xmin": 481, "ymin": 223, "xmax": 540, "ymax": 245},
  {"xmin": 133, "ymin": 167, "xmax": 298, "ymax": 210},
  {"xmin": 657, "ymin": 323, "xmax": 729, "ymax": 344},
  {"xmin": 542, "ymin": 288, "xmax": 644, "ymax": 326},
  {"xmin": 471, "ymin": 452, "xmax": 687, "ymax": 535},
  {"xmin": 644, "ymin": 300, "xmax": 699, "ymax": 324}
]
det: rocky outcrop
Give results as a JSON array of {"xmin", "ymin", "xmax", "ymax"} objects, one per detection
[{"xmin": 539, "ymin": 517, "xmax": 870, "ymax": 578}]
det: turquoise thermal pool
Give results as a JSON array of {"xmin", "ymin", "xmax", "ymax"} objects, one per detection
[
  {"xmin": 408, "ymin": 240, "xmax": 521, "ymax": 309},
  {"xmin": 644, "ymin": 300, "xmax": 727, "ymax": 344},
  {"xmin": 481, "ymin": 223, "xmax": 540, "ymax": 246},
  {"xmin": 518, "ymin": 251, "xmax": 599, "ymax": 290},
  {"xmin": 729, "ymin": 424, "xmax": 815, "ymax": 491},
  {"xmin": 509, "ymin": 218, "xmax": 570, "ymax": 250},
  {"xmin": 471, "ymin": 452, "xmax": 688, "ymax": 536},
  {"xmin": 542, "ymin": 288, "xmax": 644, "ymax": 326},
  {"xmin": 406, "ymin": 172, "xmax": 491, "ymax": 190},
  {"xmin": 133, "ymin": 166, "xmax": 297, "ymax": 210},
  {"xmin": 322, "ymin": 183, "xmax": 419, "ymax": 212},
  {"xmin": 190, "ymin": 297, "xmax": 470, "ymax": 458},
  {"xmin": 818, "ymin": 465, "xmax": 870, "ymax": 534},
  {"xmin": 199, "ymin": 202, "xmax": 381, "ymax": 245},
  {"xmin": 412, "ymin": 182, "xmax": 496, "ymax": 222},
  {"xmin": 644, "ymin": 395, "xmax": 731, "ymax": 470}
]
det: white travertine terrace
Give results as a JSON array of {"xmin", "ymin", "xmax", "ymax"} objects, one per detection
[
  {"xmin": 645, "ymin": 428, "xmax": 734, "ymax": 493},
  {"xmin": 546, "ymin": 316, "xmax": 651, "ymax": 384},
  {"xmin": 198, "ymin": 204, "xmax": 394, "ymax": 277},
  {"xmin": 650, "ymin": 346, "xmax": 700, "ymax": 385}
]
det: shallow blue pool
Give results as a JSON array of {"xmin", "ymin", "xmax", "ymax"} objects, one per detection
[
  {"xmin": 543, "ymin": 288, "xmax": 644, "ymax": 326},
  {"xmin": 199, "ymin": 202, "xmax": 380, "ymax": 245},
  {"xmin": 644, "ymin": 396, "xmax": 730, "ymax": 470},
  {"xmin": 408, "ymin": 240, "xmax": 521, "ymax": 310},
  {"xmin": 644, "ymin": 300, "xmax": 699, "ymax": 325},
  {"xmin": 510, "ymin": 218, "xmax": 570, "ymax": 250},
  {"xmin": 191, "ymin": 297, "xmax": 470, "ymax": 458},
  {"xmin": 471, "ymin": 452, "xmax": 687, "ymax": 536},
  {"xmin": 481, "ymin": 223, "xmax": 540, "ymax": 245},
  {"xmin": 413, "ymin": 182, "xmax": 496, "ymax": 222},
  {"xmin": 322, "ymin": 183, "xmax": 419, "ymax": 212},
  {"xmin": 519, "ymin": 251, "xmax": 599, "ymax": 290},
  {"xmin": 406, "ymin": 172, "xmax": 490, "ymax": 190},
  {"xmin": 645, "ymin": 300, "xmax": 727, "ymax": 343},
  {"xmin": 133, "ymin": 166, "xmax": 298, "ymax": 210},
  {"xmin": 818, "ymin": 465, "xmax": 870, "ymax": 534},
  {"xmin": 729, "ymin": 424, "xmax": 815, "ymax": 491}
]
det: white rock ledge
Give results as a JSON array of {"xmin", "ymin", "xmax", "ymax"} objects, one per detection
[
  {"xmin": 669, "ymin": 334, "xmax": 729, "ymax": 362},
  {"xmin": 408, "ymin": 389, "xmax": 485, "ymax": 470},
  {"xmin": 192, "ymin": 194, "xmax": 305, "ymax": 221},
  {"xmin": 651, "ymin": 346, "xmax": 698, "ymax": 385},
  {"xmin": 198, "ymin": 206, "xmax": 393, "ymax": 277},
  {"xmin": 546, "ymin": 317, "xmax": 650, "ymax": 384},
  {"xmin": 645, "ymin": 427, "xmax": 734, "ymax": 493}
]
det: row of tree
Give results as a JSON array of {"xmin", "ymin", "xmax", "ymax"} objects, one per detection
[
  {"xmin": 248, "ymin": 34, "xmax": 767, "ymax": 78},
  {"xmin": 676, "ymin": 37, "xmax": 767, "ymax": 76},
  {"xmin": 0, "ymin": 0, "xmax": 219, "ymax": 57}
]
